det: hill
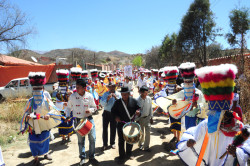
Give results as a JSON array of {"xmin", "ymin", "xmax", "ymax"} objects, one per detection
[{"xmin": 7, "ymin": 48, "xmax": 133, "ymax": 65}]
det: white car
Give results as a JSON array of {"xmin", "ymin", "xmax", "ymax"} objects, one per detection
[{"xmin": 0, "ymin": 77, "xmax": 56, "ymax": 100}]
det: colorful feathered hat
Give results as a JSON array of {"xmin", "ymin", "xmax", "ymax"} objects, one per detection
[
  {"xmin": 70, "ymin": 67, "xmax": 82, "ymax": 81},
  {"xmin": 99, "ymin": 73, "xmax": 106, "ymax": 80},
  {"xmin": 90, "ymin": 69, "xmax": 98, "ymax": 78},
  {"xmin": 56, "ymin": 69, "xmax": 69, "ymax": 82},
  {"xmin": 195, "ymin": 64, "xmax": 237, "ymax": 133},
  {"xmin": 28, "ymin": 72, "xmax": 46, "ymax": 86},
  {"xmin": 163, "ymin": 66, "xmax": 179, "ymax": 81},
  {"xmin": 81, "ymin": 70, "xmax": 89, "ymax": 78},
  {"xmin": 152, "ymin": 69, "xmax": 159, "ymax": 77},
  {"xmin": 179, "ymin": 62, "xmax": 196, "ymax": 80}
]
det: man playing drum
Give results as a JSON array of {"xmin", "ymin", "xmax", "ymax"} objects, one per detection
[
  {"xmin": 137, "ymin": 86, "xmax": 153, "ymax": 152},
  {"xmin": 100, "ymin": 82, "xmax": 121, "ymax": 150},
  {"xmin": 67, "ymin": 79, "xmax": 99, "ymax": 166},
  {"xmin": 111, "ymin": 87, "xmax": 140, "ymax": 164}
]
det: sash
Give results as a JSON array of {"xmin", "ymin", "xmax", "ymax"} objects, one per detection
[{"xmin": 121, "ymin": 99, "xmax": 132, "ymax": 120}]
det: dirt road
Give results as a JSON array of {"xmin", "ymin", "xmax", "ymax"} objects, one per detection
[{"xmin": 2, "ymin": 86, "xmax": 183, "ymax": 166}]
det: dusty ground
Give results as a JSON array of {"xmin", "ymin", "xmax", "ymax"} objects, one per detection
[{"xmin": 2, "ymin": 86, "xmax": 184, "ymax": 166}]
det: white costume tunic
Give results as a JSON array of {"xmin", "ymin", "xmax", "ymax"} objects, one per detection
[
  {"xmin": 21, "ymin": 96, "xmax": 61, "ymax": 157},
  {"xmin": 177, "ymin": 119, "xmax": 249, "ymax": 166},
  {"xmin": 67, "ymin": 92, "xmax": 96, "ymax": 118},
  {"xmin": 25, "ymin": 97, "xmax": 62, "ymax": 135}
]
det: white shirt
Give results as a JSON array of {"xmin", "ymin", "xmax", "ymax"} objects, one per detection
[
  {"xmin": 123, "ymin": 81, "xmax": 133, "ymax": 91},
  {"xmin": 137, "ymin": 96, "xmax": 153, "ymax": 118},
  {"xmin": 137, "ymin": 77, "xmax": 148, "ymax": 88},
  {"xmin": 67, "ymin": 92, "xmax": 97, "ymax": 118}
]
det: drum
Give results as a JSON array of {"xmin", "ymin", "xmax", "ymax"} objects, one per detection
[
  {"xmin": 168, "ymin": 100, "xmax": 192, "ymax": 119},
  {"xmin": 75, "ymin": 119, "xmax": 93, "ymax": 137},
  {"xmin": 122, "ymin": 122, "xmax": 142, "ymax": 145},
  {"xmin": 155, "ymin": 97, "xmax": 172, "ymax": 113}
]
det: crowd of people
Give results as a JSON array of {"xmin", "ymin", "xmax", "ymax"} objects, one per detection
[{"xmin": 1, "ymin": 62, "xmax": 248, "ymax": 166}]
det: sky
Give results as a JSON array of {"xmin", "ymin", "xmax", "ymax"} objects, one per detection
[{"xmin": 8, "ymin": 0, "xmax": 250, "ymax": 54}]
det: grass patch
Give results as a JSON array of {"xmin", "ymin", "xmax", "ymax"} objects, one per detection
[{"xmin": 0, "ymin": 100, "xmax": 27, "ymax": 146}]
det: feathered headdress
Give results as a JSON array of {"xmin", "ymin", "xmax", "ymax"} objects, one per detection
[
  {"xmin": 90, "ymin": 69, "xmax": 98, "ymax": 78},
  {"xmin": 195, "ymin": 64, "xmax": 237, "ymax": 133},
  {"xmin": 56, "ymin": 69, "xmax": 69, "ymax": 82},
  {"xmin": 70, "ymin": 67, "xmax": 82, "ymax": 81},
  {"xmin": 163, "ymin": 66, "xmax": 179, "ymax": 80},
  {"xmin": 28, "ymin": 72, "xmax": 46, "ymax": 86},
  {"xmin": 81, "ymin": 70, "xmax": 89, "ymax": 78},
  {"xmin": 179, "ymin": 62, "xmax": 196, "ymax": 80},
  {"xmin": 152, "ymin": 69, "xmax": 159, "ymax": 77}
]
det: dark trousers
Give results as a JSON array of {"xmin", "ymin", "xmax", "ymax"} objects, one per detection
[
  {"xmin": 117, "ymin": 122, "xmax": 133, "ymax": 158},
  {"xmin": 102, "ymin": 110, "xmax": 117, "ymax": 146}
]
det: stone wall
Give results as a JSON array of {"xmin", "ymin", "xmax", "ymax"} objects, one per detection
[{"xmin": 238, "ymin": 55, "xmax": 250, "ymax": 123}]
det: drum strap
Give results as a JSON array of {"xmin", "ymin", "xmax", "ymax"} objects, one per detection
[{"xmin": 121, "ymin": 99, "xmax": 132, "ymax": 120}]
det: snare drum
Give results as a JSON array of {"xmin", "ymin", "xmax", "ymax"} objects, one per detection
[
  {"xmin": 75, "ymin": 119, "xmax": 93, "ymax": 137},
  {"xmin": 122, "ymin": 122, "xmax": 142, "ymax": 144}
]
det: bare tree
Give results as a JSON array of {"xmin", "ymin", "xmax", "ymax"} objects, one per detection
[
  {"xmin": 145, "ymin": 46, "xmax": 162, "ymax": 69},
  {"xmin": 0, "ymin": 0, "xmax": 33, "ymax": 51}
]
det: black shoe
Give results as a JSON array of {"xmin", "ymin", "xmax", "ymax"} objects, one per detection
[
  {"xmin": 67, "ymin": 137, "xmax": 71, "ymax": 142},
  {"xmin": 61, "ymin": 139, "xmax": 66, "ymax": 145},
  {"xmin": 89, "ymin": 158, "xmax": 99, "ymax": 165},
  {"xmin": 102, "ymin": 145, "xmax": 108, "ymax": 151},
  {"xmin": 116, "ymin": 157, "xmax": 125, "ymax": 164},
  {"xmin": 126, "ymin": 154, "xmax": 134, "ymax": 160},
  {"xmin": 170, "ymin": 137, "xmax": 177, "ymax": 143},
  {"xmin": 144, "ymin": 148, "xmax": 151, "ymax": 152}
]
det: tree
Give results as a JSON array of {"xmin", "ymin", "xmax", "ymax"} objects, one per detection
[
  {"xmin": 132, "ymin": 55, "xmax": 143, "ymax": 67},
  {"xmin": 145, "ymin": 46, "xmax": 161, "ymax": 68},
  {"xmin": 226, "ymin": 7, "xmax": 249, "ymax": 74},
  {"xmin": 178, "ymin": 0, "xmax": 216, "ymax": 66},
  {"xmin": 0, "ymin": 0, "xmax": 33, "ymax": 51},
  {"xmin": 207, "ymin": 42, "xmax": 223, "ymax": 59},
  {"xmin": 159, "ymin": 33, "xmax": 181, "ymax": 65}
]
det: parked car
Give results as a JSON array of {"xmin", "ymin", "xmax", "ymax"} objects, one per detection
[{"xmin": 0, "ymin": 77, "xmax": 56, "ymax": 100}]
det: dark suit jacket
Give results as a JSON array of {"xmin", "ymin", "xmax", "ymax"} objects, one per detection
[{"xmin": 111, "ymin": 97, "xmax": 140, "ymax": 122}]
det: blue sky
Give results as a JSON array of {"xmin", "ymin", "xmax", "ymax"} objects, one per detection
[{"xmin": 9, "ymin": 0, "xmax": 250, "ymax": 54}]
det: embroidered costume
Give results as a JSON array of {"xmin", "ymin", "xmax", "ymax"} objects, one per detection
[
  {"xmin": 20, "ymin": 72, "xmax": 61, "ymax": 157},
  {"xmin": 177, "ymin": 64, "xmax": 249, "ymax": 166}
]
